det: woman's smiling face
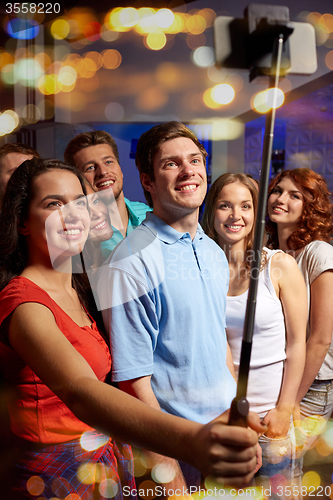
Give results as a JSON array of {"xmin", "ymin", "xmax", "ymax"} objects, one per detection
[
  {"xmin": 268, "ymin": 176, "xmax": 304, "ymax": 230},
  {"xmin": 214, "ymin": 181, "xmax": 254, "ymax": 248},
  {"xmin": 23, "ymin": 169, "xmax": 90, "ymax": 263}
]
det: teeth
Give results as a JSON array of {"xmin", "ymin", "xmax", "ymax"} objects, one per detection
[
  {"xmin": 226, "ymin": 225, "xmax": 242, "ymax": 229},
  {"xmin": 62, "ymin": 229, "xmax": 81, "ymax": 235},
  {"xmin": 93, "ymin": 221, "xmax": 106, "ymax": 230},
  {"xmin": 99, "ymin": 180, "xmax": 114, "ymax": 187},
  {"xmin": 178, "ymin": 185, "xmax": 197, "ymax": 191},
  {"xmin": 274, "ymin": 207, "xmax": 286, "ymax": 213}
]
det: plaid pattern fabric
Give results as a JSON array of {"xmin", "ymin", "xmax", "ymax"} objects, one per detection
[{"xmin": 14, "ymin": 435, "xmax": 136, "ymax": 500}]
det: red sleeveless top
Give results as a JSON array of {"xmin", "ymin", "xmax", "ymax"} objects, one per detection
[{"xmin": 0, "ymin": 276, "xmax": 111, "ymax": 443}]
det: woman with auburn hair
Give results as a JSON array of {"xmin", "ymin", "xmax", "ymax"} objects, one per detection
[
  {"xmin": 266, "ymin": 168, "xmax": 333, "ymax": 477},
  {"xmin": 0, "ymin": 158, "xmax": 264, "ymax": 499},
  {"xmin": 202, "ymin": 173, "xmax": 307, "ymax": 486}
]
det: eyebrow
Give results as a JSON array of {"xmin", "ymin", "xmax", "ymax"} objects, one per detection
[
  {"xmin": 40, "ymin": 194, "xmax": 86, "ymax": 203},
  {"xmin": 159, "ymin": 152, "xmax": 202, "ymax": 163},
  {"xmin": 218, "ymin": 199, "xmax": 252, "ymax": 203}
]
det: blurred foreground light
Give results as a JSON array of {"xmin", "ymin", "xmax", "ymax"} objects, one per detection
[
  {"xmin": 80, "ymin": 431, "xmax": 109, "ymax": 451},
  {"xmin": 99, "ymin": 479, "xmax": 119, "ymax": 499},
  {"xmin": 26, "ymin": 476, "xmax": 45, "ymax": 496},
  {"xmin": 252, "ymin": 88, "xmax": 284, "ymax": 113},
  {"xmin": 192, "ymin": 46, "xmax": 215, "ymax": 68},
  {"xmin": 155, "ymin": 9, "xmax": 174, "ymax": 29},
  {"xmin": 151, "ymin": 463, "xmax": 176, "ymax": 484},
  {"xmin": 136, "ymin": 8, "xmax": 157, "ymax": 34},
  {"xmin": 325, "ymin": 50, "xmax": 333, "ymax": 70},
  {"xmin": 51, "ymin": 19, "xmax": 70, "ymax": 40},
  {"xmin": 302, "ymin": 471, "xmax": 321, "ymax": 489},
  {"xmin": 211, "ymin": 83, "xmax": 235, "ymax": 104},
  {"xmin": 0, "ymin": 110, "xmax": 20, "ymax": 136}
]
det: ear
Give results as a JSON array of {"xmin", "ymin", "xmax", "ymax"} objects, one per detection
[
  {"xmin": 17, "ymin": 223, "xmax": 29, "ymax": 235},
  {"xmin": 140, "ymin": 172, "xmax": 155, "ymax": 194}
]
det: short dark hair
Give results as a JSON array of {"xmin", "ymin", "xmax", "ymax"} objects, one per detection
[
  {"xmin": 64, "ymin": 130, "xmax": 120, "ymax": 167},
  {"xmin": 0, "ymin": 143, "xmax": 40, "ymax": 164},
  {"xmin": 135, "ymin": 122, "xmax": 208, "ymax": 207}
]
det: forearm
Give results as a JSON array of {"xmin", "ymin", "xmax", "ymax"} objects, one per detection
[
  {"xmin": 277, "ymin": 342, "xmax": 306, "ymax": 411},
  {"xmin": 67, "ymin": 377, "xmax": 198, "ymax": 465},
  {"xmin": 296, "ymin": 338, "xmax": 331, "ymax": 404}
]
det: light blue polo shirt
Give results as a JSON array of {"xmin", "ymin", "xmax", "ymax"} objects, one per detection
[
  {"xmin": 97, "ymin": 213, "xmax": 236, "ymax": 424},
  {"xmin": 100, "ymin": 197, "xmax": 152, "ymax": 259}
]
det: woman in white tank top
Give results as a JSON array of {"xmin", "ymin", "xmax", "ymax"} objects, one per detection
[{"xmin": 202, "ymin": 173, "xmax": 307, "ymax": 488}]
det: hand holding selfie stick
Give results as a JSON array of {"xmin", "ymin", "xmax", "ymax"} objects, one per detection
[
  {"xmin": 215, "ymin": 2, "xmax": 316, "ymax": 427},
  {"xmin": 228, "ymin": 33, "xmax": 286, "ymax": 427}
]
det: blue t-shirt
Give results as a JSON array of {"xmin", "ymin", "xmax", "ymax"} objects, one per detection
[
  {"xmin": 96, "ymin": 213, "xmax": 236, "ymax": 424},
  {"xmin": 100, "ymin": 197, "xmax": 152, "ymax": 259}
]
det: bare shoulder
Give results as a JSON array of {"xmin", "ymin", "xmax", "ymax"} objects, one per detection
[{"xmin": 270, "ymin": 251, "xmax": 299, "ymax": 273}]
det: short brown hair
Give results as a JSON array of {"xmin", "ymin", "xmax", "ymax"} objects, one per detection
[
  {"xmin": 266, "ymin": 168, "xmax": 333, "ymax": 250},
  {"xmin": 0, "ymin": 143, "xmax": 40, "ymax": 164},
  {"xmin": 64, "ymin": 130, "xmax": 120, "ymax": 167},
  {"xmin": 135, "ymin": 122, "xmax": 207, "ymax": 207}
]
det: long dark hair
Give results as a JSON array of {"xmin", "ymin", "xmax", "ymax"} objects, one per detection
[{"xmin": 0, "ymin": 158, "xmax": 100, "ymax": 323}]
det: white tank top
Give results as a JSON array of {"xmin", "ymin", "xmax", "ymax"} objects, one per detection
[{"xmin": 226, "ymin": 247, "xmax": 286, "ymax": 416}]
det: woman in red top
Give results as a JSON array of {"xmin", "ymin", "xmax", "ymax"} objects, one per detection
[{"xmin": 0, "ymin": 158, "xmax": 264, "ymax": 499}]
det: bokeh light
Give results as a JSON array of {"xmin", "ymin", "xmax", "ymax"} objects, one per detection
[
  {"xmin": 203, "ymin": 88, "xmax": 222, "ymax": 109},
  {"xmin": 145, "ymin": 32, "xmax": 167, "ymax": 50},
  {"xmin": 136, "ymin": 86, "xmax": 168, "ymax": 111},
  {"xmin": 155, "ymin": 9, "xmax": 174, "ymax": 29},
  {"xmin": 105, "ymin": 102, "xmax": 124, "ymax": 121},
  {"xmin": 192, "ymin": 46, "xmax": 215, "ymax": 68},
  {"xmin": 99, "ymin": 478, "xmax": 118, "ymax": 498},
  {"xmin": 26, "ymin": 476, "xmax": 45, "ymax": 496},
  {"xmin": 187, "ymin": 14, "xmax": 206, "ymax": 34},
  {"xmin": 1, "ymin": 63, "xmax": 19, "ymax": 85},
  {"xmin": 325, "ymin": 51, "xmax": 333, "ymax": 70},
  {"xmin": 211, "ymin": 83, "xmax": 235, "ymax": 105},
  {"xmin": 102, "ymin": 50, "xmax": 122, "ymax": 69},
  {"xmin": 51, "ymin": 19, "xmax": 70, "ymax": 40},
  {"xmin": 252, "ymin": 88, "xmax": 284, "ymax": 113},
  {"xmin": 0, "ymin": 110, "xmax": 19, "ymax": 136},
  {"xmin": 83, "ymin": 22, "xmax": 101, "ymax": 42},
  {"xmin": 80, "ymin": 431, "xmax": 109, "ymax": 451},
  {"xmin": 22, "ymin": 104, "xmax": 41, "ymax": 124},
  {"xmin": 151, "ymin": 463, "xmax": 176, "ymax": 484},
  {"xmin": 302, "ymin": 471, "xmax": 321, "ymax": 489}
]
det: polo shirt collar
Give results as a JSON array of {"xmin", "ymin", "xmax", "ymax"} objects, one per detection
[
  {"xmin": 124, "ymin": 197, "xmax": 139, "ymax": 224},
  {"xmin": 142, "ymin": 212, "xmax": 203, "ymax": 244}
]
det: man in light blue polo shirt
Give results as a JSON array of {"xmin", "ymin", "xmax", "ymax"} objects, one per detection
[
  {"xmin": 96, "ymin": 122, "xmax": 237, "ymax": 489},
  {"xmin": 64, "ymin": 130, "xmax": 151, "ymax": 258}
]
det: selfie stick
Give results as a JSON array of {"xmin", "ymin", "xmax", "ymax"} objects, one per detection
[{"xmin": 228, "ymin": 32, "xmax": 287, "ymax": 427}]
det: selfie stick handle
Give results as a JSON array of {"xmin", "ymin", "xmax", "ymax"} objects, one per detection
[{"xmin": 228, "ymin": 33, "xmax": 285, "ymax": 427}]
